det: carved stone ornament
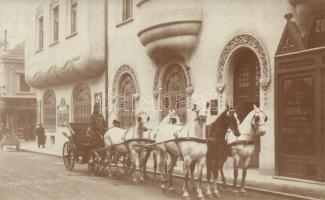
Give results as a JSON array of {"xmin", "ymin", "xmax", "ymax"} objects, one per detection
[
  {"xmin": 216, "ymin": 34, "xmax": 271, "ymax": 91},
  {"xmin": 153, "ymin": 54, "xmax": 193, "ymax": 99},
  {"xmin": 112, "ymin": 65, "xmax": 140, "ymax": 103}
]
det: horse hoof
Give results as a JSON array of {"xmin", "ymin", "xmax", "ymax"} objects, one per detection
[
  {"xmin": 240, "ymin": 191, "xmax": 247, "ymax": 197},
  {"xmin": 232, "ymin": 190, "xmax": 240, "ymax": 197},
  {"xmin": 161, "ymin": 185, "xmax": 167, "ymax": 193},
  {"xmin": 169, "ymin": 187, "xmax": 176, "ymax": 194},
  {"xmin": 183, "ymin": 196, "xmax": 191, "ymax": 200},
  {"xmin": 214, "ymin": 193, "xmax": 221, "ymax": 200}
]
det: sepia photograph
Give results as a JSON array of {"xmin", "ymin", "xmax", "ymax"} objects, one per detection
[{"xmin": 0, "ymin": 0, "xmax": 324, "ymax": 199}]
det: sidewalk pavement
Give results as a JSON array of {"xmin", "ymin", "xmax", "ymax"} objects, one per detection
[{"xmin": 19, "ymin": 140, "xmax": 325, "ymax": 200}]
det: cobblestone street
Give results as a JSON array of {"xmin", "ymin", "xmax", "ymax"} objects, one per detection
[{"xmin": 0, "ymin": 149, "xmax": 295, "ymax": 200}]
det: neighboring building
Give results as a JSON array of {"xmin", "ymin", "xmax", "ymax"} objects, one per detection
[
  {"xmin": 0, "ymin": 42, "xmax": 37, "ymax": 136},
  {"xmin": 25, "ymin": 0, "xmax": 325, "ymax": 182},
  {"xmin": 25, "ymin": 0, "xmax": 106, "ymax": 149}
]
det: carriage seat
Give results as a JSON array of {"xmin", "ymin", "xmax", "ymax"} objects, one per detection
[{"xmin": 68, "ymin": 123, "xmax": 92, "ymax": 144}]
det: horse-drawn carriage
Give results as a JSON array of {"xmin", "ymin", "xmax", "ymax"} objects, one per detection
[
  {"xmin": 62, "ymin": 123, "xmax": 132, "ymax": 176},
  {"xmin": 60, "ymin": 103, "xmax": 268, "ymax": 199}
]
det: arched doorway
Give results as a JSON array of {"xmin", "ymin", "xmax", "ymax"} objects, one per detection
[
  {"xmin": 233, "ymin": 48, "xmax": 260, "ymax": 167},
  {"xmin": 160, "ymin": 64, "xmax": 187, "ymax": 123},
  {"xmin": 73, "ymin": 83, "xmax": 91, "ymax": 123},
  {"xmin": 117, "ymin": 74, "xmax": 136, "ymax": 128}
]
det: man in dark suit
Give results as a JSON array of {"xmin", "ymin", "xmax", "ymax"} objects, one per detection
[{"xmin": 35, "ymin": 124, "xmax": 45, "ymax": 148}]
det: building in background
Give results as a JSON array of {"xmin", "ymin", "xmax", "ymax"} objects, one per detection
[
  {"xmin": 0, "ymin": 42, "xmax": 37, "ymax": 138},
  {"xmin": 25, "ymin": 0, "xmax": 107, "ymax": 149}
]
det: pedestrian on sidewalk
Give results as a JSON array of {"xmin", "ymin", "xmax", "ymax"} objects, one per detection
[{"xmin": 35, "ymin": 124, "xmax": 45, "ymax": 148}]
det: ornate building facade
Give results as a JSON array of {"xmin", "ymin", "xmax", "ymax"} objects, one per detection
[
  {"xmin": 25, "ymin": 0, "xmax": 325, "ymax": 181},
  {"xmin": 106, "ymin": 0, "xmax": 289, "ymax": 176}
]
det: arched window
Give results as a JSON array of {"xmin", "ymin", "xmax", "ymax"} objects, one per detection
[
  {"xmin": 161, "ymin": 65, "xmax": 187, "ymax": 123},
  {"xmin": 43, "ymin": 90, "xmax": 56, "ymax": 129},
  {"xmin": 117, "ymin": 74, "xmax": 136, "ymax": 128},
  {"xmin": 73, "ymin": 83, "xmax": 91, "ymax": 123}
]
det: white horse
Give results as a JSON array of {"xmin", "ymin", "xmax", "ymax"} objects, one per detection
[
  {"xmin": 103, "ymin": 111, "xmax": 150, "ymax": 183},
  {"xmin": 155, "ymin": 103, "xmax": 209, "ymax": 200},
  {"xmin": 141, "ymin": 110, "xmax": 181, "ymax": 179},
  {"xmin": 225, "ymin": 105, "xmax": 268, "ymax": 195}
]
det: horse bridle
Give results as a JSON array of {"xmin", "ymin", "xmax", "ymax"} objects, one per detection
[{"xmin": 251, "ymin": 111, "xmax": 268, "ymax": 134}]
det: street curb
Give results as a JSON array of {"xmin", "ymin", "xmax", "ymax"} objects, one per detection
[
  {"xmin": 144, "ymin": 169, "xmax": 323, "ymax": 200},
  {"xmin": 18, "ymin": 150, "xmax": 323, "ymax": 200}
]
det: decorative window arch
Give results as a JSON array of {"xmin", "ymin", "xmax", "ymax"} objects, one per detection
[
  {"xmin": 72, "ymin": 83, "xmax": 91, "ymax": 123},
  {"xmin": 43, "ymin": 89, "xmax": 56, "ymax": 129},
  {"xmin": 216, "ymin": 34, "xmax": 271, "ymax": 110},
  {"xmin": 216, "ymin": 34, "xmax": 271, "ymax": 91},
  {"xmin": 153, "ymin": 54, "xmax": 193, "ymax": 123},
  {"xmin": 112, "ymin": 65, "xmax": 140, "ymax": 128}
]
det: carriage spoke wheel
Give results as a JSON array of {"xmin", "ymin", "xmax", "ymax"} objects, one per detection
[
  {"xmin": 62, "ymin": 142, "xmax": 75, "ymax": 170},
  {"xmin": 122, "ymin": 155, "xmax": 132, "ymax": 175}
]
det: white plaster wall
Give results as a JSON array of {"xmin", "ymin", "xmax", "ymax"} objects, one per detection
[
  {"xmin": 191, "ymin": 0, "xmax": 290, "ymax": 175},
  {"xmin": 107, "ymin": 1, "xmax": 158, "ymax": 128},
  {"xmin": 107, "ymin": 0, "xmax": 291, "ymax": 175},
  {"xmin": 25, "ymin": 0, "xmax": 105, "ymax": 78}
]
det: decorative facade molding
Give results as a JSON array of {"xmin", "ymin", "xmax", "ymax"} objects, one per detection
[
  {"xmin": 153, "ymin": 54, "xmax": 193, "ymax": 99},
  {"xmin": 112, "ymin": 65, "xmax": 140, "ymax": 103},
  {"xmin": 216, "ymin": 34, "xmax": 271, "ymax": 91}
]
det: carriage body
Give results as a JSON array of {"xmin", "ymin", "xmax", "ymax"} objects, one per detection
[
  {"xmin": 62, "ymin": 123, "xmax": 105, "ymax": 172},
  {"xmin": 62, "ymin": 123, "xmax": 132, "ymax": 175}
]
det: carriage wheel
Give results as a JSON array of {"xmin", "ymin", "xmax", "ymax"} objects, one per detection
[
  {"xmin": 122, "ymin": 155, "xmax": 132, "ymax": 175},
  {"xmin": 62, "ymin": 142, "xmax": 75, "ymax": 170}
]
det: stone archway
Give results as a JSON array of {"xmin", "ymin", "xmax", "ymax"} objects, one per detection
[{"xmin": 216, "ymin": 34, "xmax": 271, "ymax": 110}]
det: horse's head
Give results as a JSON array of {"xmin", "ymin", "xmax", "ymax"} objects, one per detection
[
  {"xmin": 226, "ymin": 106, "xmax": 240, "ymax": 137},
  {"xmin": 251, "ymin": 105, "xmax": 268, "ymax": 136},
  {"xmin": 136, "ymin": 111, "xmax": 150, "ymax": 131},
  {"xmin": 192, "ymin": 102, "xmax": 209, "ymax": 123}
]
